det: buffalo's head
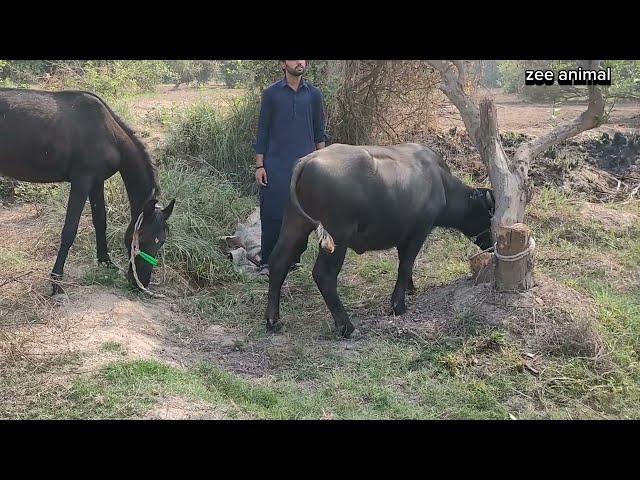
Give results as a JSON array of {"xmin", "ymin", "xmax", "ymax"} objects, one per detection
[{"xmin": 463, "ymin": 188, "xmax": 495, "ymax": 251}]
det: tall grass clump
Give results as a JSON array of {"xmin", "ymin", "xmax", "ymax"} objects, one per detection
[
  {"xmin": 41, "ymin": 157, "xmax": 254, "ymax": 288},
  {"xmin": 156, "ymin": 157, "xmax": 255, "ymax": 286},
  {"xmin": 159, "ymin": 93, "xmax": 261, "ymax": 194}
]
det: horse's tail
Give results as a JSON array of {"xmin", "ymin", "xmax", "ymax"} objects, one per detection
[{"xmin": 289, "ymin": 154, "xmax": 335, "ymax": 254}]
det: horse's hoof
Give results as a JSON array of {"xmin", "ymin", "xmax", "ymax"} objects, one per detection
[
  {"xmin": 266, "ymin": 319, "xmax": 284, "ymax": 333},
  {"xmin": 392, "ymin": 302, "xmax": 407, "ymax": 316},
  {"xmin": 337, "ymin": 322, "xmax": 356, "ymax": 338},
  {"xmin": 99, "ymin": 259, "xmax": 118, "ymax": 270},
  {"xmin": 51, "ymin": 293, "xmax": 69, "ymax": 304}
]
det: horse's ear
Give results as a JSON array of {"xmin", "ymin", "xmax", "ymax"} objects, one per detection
[
  {"xmin": 162, "ymin": 199, "xmax": 176, "ymax": 220},
  {"xmin": 143, "ymin": 198, "xmax": 157, "ymax": 218}
]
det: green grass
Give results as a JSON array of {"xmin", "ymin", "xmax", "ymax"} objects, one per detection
[
  {"xmin": 101, "ymin": 342, "xmax": 126, "ymax": 354},
  {"xmin": 0, "ymin": 247, "xmax": 28, "ymax": 269}
]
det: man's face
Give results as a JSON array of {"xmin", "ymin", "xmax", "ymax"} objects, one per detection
[{"xmin": 283, "ymin": 60, "xmax": 307, "ymax": 77}]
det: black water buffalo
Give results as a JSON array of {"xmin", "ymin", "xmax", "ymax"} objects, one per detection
[{"xmin": 265, "ymin": 142, "xmax": 495, "ymax": 337}]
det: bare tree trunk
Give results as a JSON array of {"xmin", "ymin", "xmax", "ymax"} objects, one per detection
[
  {"xmin": 428, "ymin": 60, "xmax": 606, "ymax": 291},
  {"xmin": 479, "ymin": 99, "xmax": 529, "ymax": 229}
]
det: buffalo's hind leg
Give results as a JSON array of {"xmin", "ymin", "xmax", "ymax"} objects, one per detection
[
  {"xmin": 265, "ymin": 206, "xmax": 312, "ymax": 332},
  {"xmin": 89, "ymin": 180, "xmax": 115, "ymax": 269},
  {"xmin": 312, "ymin": 245, "xmax": 354, "ymax": 338}
]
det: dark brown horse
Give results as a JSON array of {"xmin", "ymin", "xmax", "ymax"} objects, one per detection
[{"xmin": 0, "ymin": 88, "xmax": 175, "ymax": 297}]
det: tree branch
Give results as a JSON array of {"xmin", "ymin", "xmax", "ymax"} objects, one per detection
[
  {"xmin": 452, "ymin": 60, "xmax": 466, "ymax": 85},
  {"xmin": 427, "ymin": 60, "xmax": 481, "ymax": 149},
  {"xmin": 515, "ymin": 60, "xmax": 606, "ymax": 162}
]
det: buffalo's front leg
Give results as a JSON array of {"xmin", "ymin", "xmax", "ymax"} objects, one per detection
[
  {"xmin": 312, "ymin": 245, "xmax": 354, "ymax": 338},
  {"xmin": 391, "ymin": 225, "xmax": 432, "ymax": 315},
  {"xmin": 265, "ymin": 208, "xmax": 312, "ymax": 331}
]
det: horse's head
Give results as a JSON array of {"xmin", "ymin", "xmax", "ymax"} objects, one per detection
[{"xmin": 124, "ymin": 198, "xmax": 175, "ymax": 290}]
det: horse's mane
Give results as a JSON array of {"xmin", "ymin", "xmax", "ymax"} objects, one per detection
[{"xmin": 83, "ymin": 91, "xmax": 160, "ymax": 196}]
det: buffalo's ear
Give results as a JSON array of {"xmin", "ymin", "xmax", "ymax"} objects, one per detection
[
  {"xmin": 162, "ymin": 199, "xmax": 176, "ymax": 220},
  {"xmin": 485, "ymin": 190, "xmax": 495, "ymax": 212}
]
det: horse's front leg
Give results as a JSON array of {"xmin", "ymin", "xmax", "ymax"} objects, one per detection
[{"xmin": 51, "ymin": 177, "xmax": 92, "ymax": 297}]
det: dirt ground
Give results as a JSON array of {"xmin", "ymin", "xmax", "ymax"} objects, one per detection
[{"xmin": 438, "ymin": 87, "xmax": 639, "ymax": 140}]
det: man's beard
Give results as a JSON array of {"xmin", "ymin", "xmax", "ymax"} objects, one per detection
[{"xmin": 285, "ymin": 65, "xmax": 305, "ymax": 77}]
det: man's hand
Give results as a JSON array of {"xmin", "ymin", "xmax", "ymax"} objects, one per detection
[{"xmin": 256, "ymin": 167, "xmax": 268, "ymax": 187}]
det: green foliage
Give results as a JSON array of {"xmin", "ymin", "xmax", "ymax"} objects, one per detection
[
  {"xmin": 603, "ymin": 60, "xmax": 640, "ymax": 99},
  {"xmin": 77, "ymin": 60, "xmax": 170, "ymax": 99},
  {"xmin": 0, "ymin": 60, "xmax": 169, "ymax": 100},
  {"xmin": 481, "ymin": 60, "xmax": 501, "ymax": 88},
  {"xmin": 219, "ymin": 60, "xmax": 247, "ymax": 88},
  {"xmin": 159, "ymin": 95, "xmax": 261, "ymax": 193},
  {"xmin": 165, "ymin": 60, "xmax": 218, "ymax": 87},
  {"xmin": 155, "ymin": 156, "xmax": 255, "ymax": 286},
  {"xmin": 498, "ymin": 60, "xmax": 578, "ymax": 101},
  {"xmin": 219, "ymin": 60, "xmax": 338, "ymax": 93}
]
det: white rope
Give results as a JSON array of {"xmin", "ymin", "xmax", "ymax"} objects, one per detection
[
  {"xmin": 129, "ymin": 210, "xmax": 166, "ymax": 299},
  {"xmin": 494, "ymin": 237, "xmax": 536, "ymax": 262},
  {"xmin": 468, "ymin": 244, "xmax": 495, "ymax": 261}
]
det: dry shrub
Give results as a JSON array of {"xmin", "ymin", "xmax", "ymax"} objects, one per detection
[{"xmin": 328, "ymin": 61, "xmax": 442, "ymax": 145}]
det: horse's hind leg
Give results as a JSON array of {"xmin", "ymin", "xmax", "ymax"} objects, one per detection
[
  {"xmin": 51, "ymin": 178, "xmax": 92, "ymax": 297},
  {"xmin": 89, "ymin": 180, "xmax": 114, "ymax": 269}
]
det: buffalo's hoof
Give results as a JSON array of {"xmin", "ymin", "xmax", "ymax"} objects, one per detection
[
  {"xmin": 348, "ymin": 328, "xmax": 363, "ymax": 340},
  {"xmin": 266, "ymin": 319, "xmax": 284, "ymax": 333}
]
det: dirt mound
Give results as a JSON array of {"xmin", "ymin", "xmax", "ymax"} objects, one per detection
[
  {"xmin": 417, "ymin": 126, "xmax": 640, "ymax": 202},
  {"xmin": 526, "ymin": 133, "xmax": 640, "ymax": 201},
  {"xmin": 579, "ymin": 202, "xmax": 639, "ymax": 230},
  {"xmin": 363, "ymin": 274, "xmax": 603, "ymax": 361},
  {"xmin": 3, "ymin": 289, "xmax": 186, "ymax": 370},
  {"xmin": 419, "ymin": 128, "xmax": 486, "ymax": 179}
]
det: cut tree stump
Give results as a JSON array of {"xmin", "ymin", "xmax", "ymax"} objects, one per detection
[{"xmin": 495, "ymin": 223, "xmax": 535, "ymax": 292}]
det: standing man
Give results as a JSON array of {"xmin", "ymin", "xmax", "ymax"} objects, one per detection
[{"xmin": 254, "ymin": 60, "xmax": 327, "ymax": 275}]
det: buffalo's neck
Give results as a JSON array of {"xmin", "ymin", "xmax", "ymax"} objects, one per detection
[{"xmin": 434, "ymin": 174, "xmax": 474, "ymax": 232}]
